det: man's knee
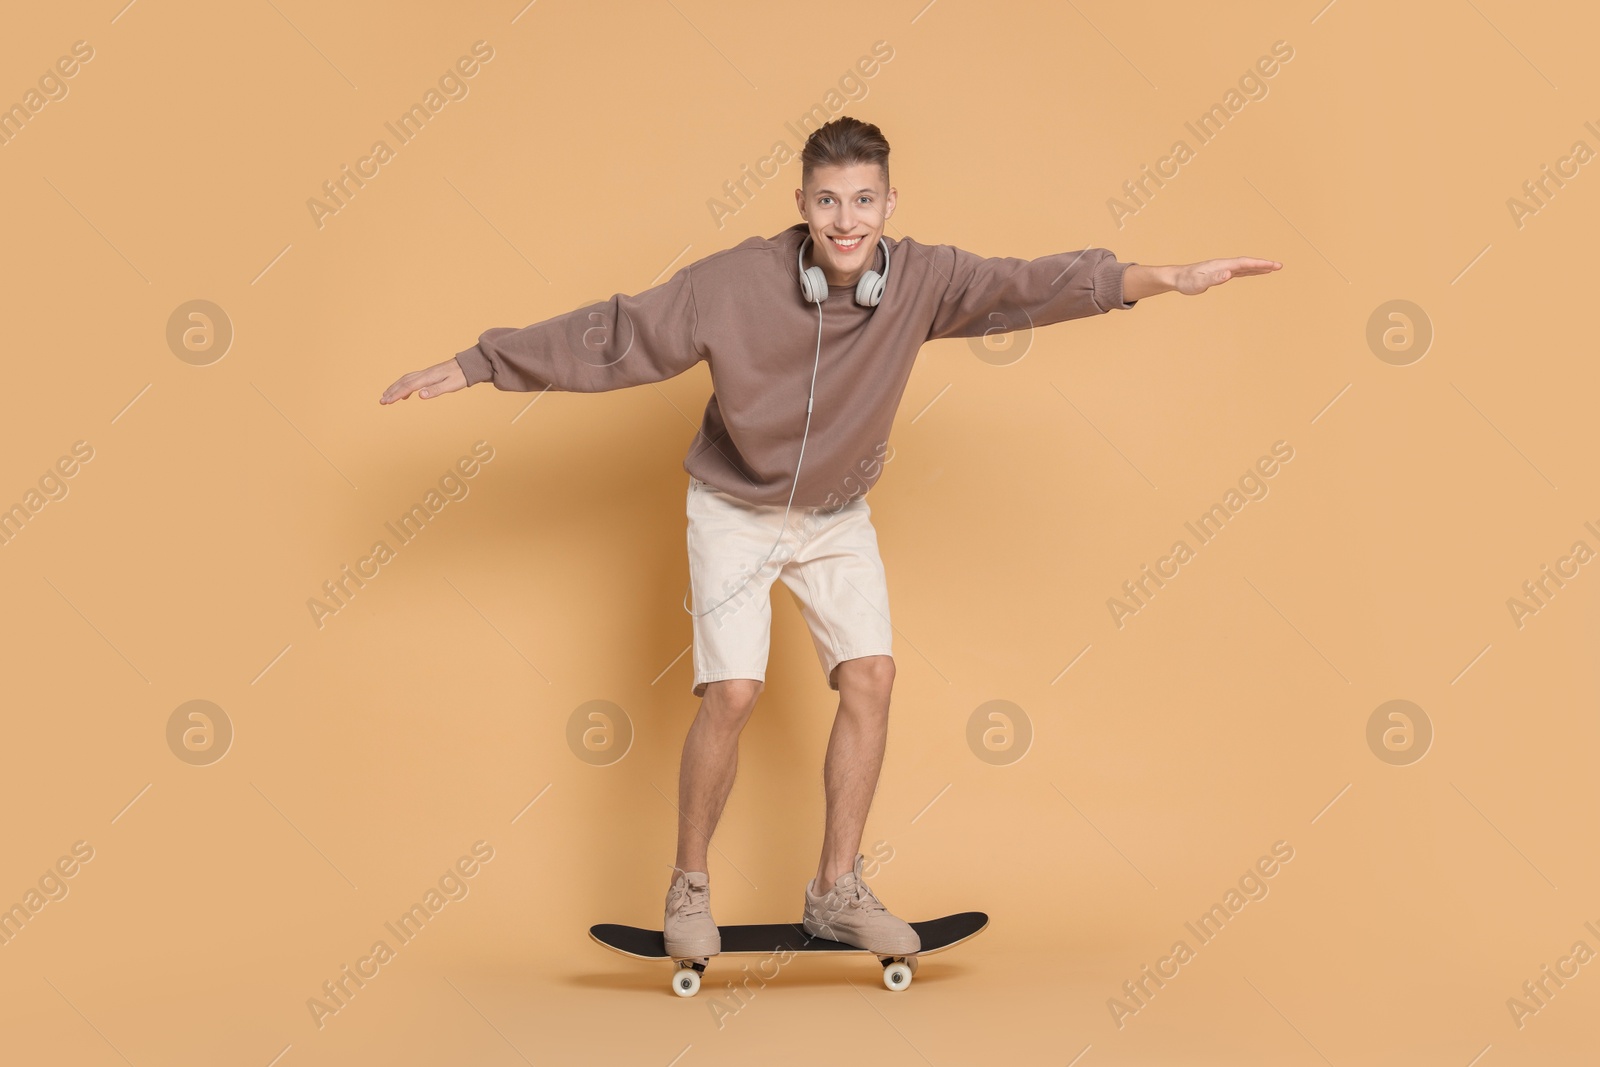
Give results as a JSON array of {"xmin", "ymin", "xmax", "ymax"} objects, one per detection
[
  {"xmin": 836, "ymin": 655, "xmax": 894, "ymax": 701},
  {"xmin": 701, "ymin": 677, "xmax": 763, "ymax": 727}
]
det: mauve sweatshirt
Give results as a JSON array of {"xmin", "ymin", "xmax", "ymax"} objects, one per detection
[{"xmin": 454, "ymin": 222, "xmax": 1138, "ymax": 507}]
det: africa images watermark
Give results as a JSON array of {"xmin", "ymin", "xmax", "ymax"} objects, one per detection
[
  {"xmin": 1504, "ymin": 519, "xmax": 1600, "ymax": 630},
  {"xmin": 1107, "ymin": 39, "xmax": 1295, "ymax": 229},
  {"xmin": 306, "ymin": 40, "xmax": 496, "ymax": 230},
  {"xmin": 307, "ymin": 440, "xmax": 495, "ymax": 628},
  {"xmin": 706, "ymin": 40, "xmax": 896, "ymax": 229},
  {"xmin": 0, "ymin": 440, "xmax": 95, "ymax": 548},
  {"xmin": 306, "ymin": 840, "xmax": 495, "ymax": 1029},
  {"xmin": 1505, "ymin": 120, "xmax": 1600, "ymax": 230},
  {"xmin": 1505, "ymin": 918, "xmax": 1600, "ymax": 1030},
  {"xmin": 1106, "ymin": 440, "xmax": 1295, "ymax": 629},
  {"xmin": 0, "ymin": 39, "xmax": 95, "ymax": 149},
  {"xmin": 1108, "ymin": 839, "xmax": 1296, "ymax": 1028},
  {"xmin": 0, "ymin": 840, "xmax": 96, "ymax": 948}
]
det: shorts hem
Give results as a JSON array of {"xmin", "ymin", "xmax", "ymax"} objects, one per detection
[{"xmin": 693, "ymin": 669, "xmax": 767, "ymax": 698}]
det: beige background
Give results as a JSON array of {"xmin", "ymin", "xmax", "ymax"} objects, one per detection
[{"xmin": 2, "ymin": 1, "xmax": 1596, "ymax": 1064}]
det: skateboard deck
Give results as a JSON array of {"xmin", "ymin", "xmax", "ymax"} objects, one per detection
[{"xmin": 590, "ymin": 911, "xmax": 987, "ymax": 995}]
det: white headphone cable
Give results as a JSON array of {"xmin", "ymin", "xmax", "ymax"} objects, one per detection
[{"xmin": 681, "ymin": 299, "xmax": 823, "ymax": 618}]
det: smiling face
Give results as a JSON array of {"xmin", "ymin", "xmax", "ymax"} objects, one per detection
[{"xmin": 795, "ymin": 161, "xmax": 897, "ymax": 288}]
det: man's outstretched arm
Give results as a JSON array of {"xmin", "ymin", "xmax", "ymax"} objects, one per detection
[
  {"xmin": 379, "ymin": 265, "xmax": 705, "ymax": 404},
  {"xmin": 1123, "ymin": 258, "xmax": 1283, "ymax": 301},
  {"xmin": 924, "ymin": 244, "xmax": 1283, "ymax": 344}
]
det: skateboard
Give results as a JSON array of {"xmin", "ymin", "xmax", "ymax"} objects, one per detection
[{"xmin": 589, "ymin": 911, "xmax": 988, "ymax": 996}]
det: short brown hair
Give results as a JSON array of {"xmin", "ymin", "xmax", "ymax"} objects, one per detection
[{"xmin": 801, "ymin": 116, "xmax": 890, "ymax": 190}]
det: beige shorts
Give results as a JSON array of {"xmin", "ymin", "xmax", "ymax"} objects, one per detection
[{"xmin": 685, "ymin": 474, "xmax": 894, "ymax": 697}]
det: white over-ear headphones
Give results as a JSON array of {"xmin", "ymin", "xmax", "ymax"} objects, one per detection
[
  {"xmin": 797, "ymin": 234, "xmax": 891, "ymax": 307},
  {"xmin": 682, "ymin": 232, "xmax": 892, "ymax": 621}
]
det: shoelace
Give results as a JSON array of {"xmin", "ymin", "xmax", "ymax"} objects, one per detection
[
  {"xmin": 671, "ymin": 879, "xmax": 710, "ymax": 920},
  {"xmin": 839, "ymin": 874, "xmax": 887, "ymax": 913}
]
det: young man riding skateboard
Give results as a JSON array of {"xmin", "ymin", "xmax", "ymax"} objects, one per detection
[{"xmin": 380, "ymin": 116, "xmax": 1280, "ymax": 960}]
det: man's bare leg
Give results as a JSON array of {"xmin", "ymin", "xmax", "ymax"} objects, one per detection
[
  {"xmin": 672, "ymin": 678, "xmax": 763, "ymax": 881},
  {"xmin": 811, "ymin": 655, "xmax": 895, "ymax": 892}
]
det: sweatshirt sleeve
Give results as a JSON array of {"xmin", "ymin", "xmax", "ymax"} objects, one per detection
[
  {"xmin": 925, "ymin": 244, "xmax": 1137, "ymax": 342},
  {"xmin": 454, "ymin": 265, "xmax": 705, "ymax": 392}
]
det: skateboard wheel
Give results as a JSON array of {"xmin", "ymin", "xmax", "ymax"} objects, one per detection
[
  {"xmin": 906, "ymin": 956, "xmax": 919, "ymax": 976},
  {"xmin": 672, "ymin": 968, "xmax": 702, "ymax": 997},
  {"xmin": 882, "ymin": 962, "xmax": 912, "ymax": 991}
]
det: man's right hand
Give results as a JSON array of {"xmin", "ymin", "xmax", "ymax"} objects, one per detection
[{"xmin": 379, "ymin": 358, "xmax": 470, "ymax": 405}]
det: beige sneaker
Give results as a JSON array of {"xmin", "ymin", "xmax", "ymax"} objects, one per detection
[
  {"xmin": 663, "ymin": 869, "xmax": 720, "ymax": 957},
  {"xmin": 802, "ymin": 854, "xmax": 920, "ymax": 955}
]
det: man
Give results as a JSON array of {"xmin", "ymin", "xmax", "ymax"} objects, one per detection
[{"xmin": 379, "ymin": 116, "xmax": 1281, "ymax": 960}]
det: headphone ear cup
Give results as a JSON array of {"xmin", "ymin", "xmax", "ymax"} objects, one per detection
[
  {"xmin": 854, "ymin": 236, "xmax": 890, "ymax": 307},
  {"xmin": 797, "ymin": 235, "xmax": 828, "ymax": 304},
  {"xmin": 855, "ymin": 269, "xmax": 884, "ymax": 307},
  {"xmin": 801, "ymin": 265, "xmax": 829, "ymax": 304}
]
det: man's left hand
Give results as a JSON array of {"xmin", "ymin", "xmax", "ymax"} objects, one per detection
[{"xmin": 1173, "ymin": 257, "xmax": 1283, "ymax": 296}]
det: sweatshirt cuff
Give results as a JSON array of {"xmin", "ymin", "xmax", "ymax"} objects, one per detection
[
  {"xmin": 455, "ymin": 345, "xmax": 494, "ymax": 387},
  {"xmin": 1096, "ymin": 258, "xmax": 1138, "ymax": 311}
]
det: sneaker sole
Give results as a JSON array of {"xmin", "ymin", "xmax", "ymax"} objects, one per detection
[{"xmin": 663, "ymin": 938, "xmax": 721, "ymax": 957}]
